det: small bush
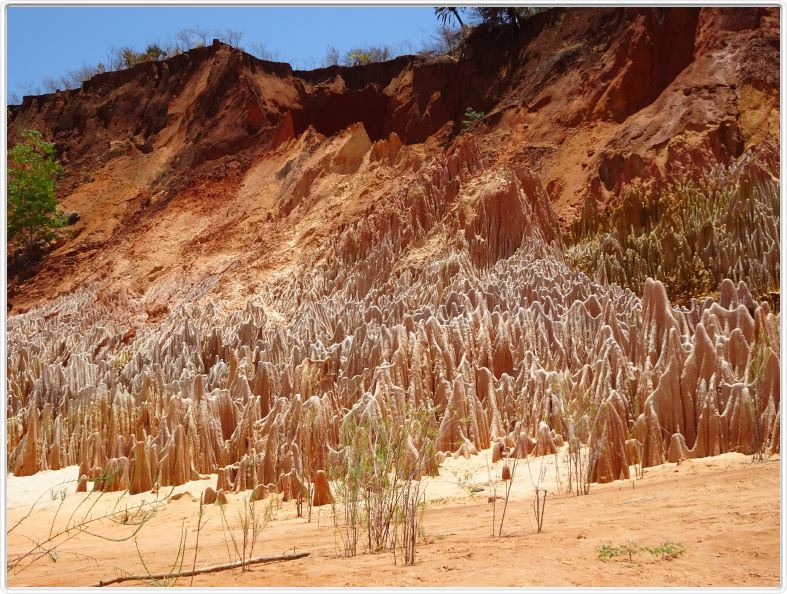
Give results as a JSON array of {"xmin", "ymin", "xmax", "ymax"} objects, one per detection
[
  {"xmin": 643, "ymin": 541, "xmax": 686, "ymax": 560},
  {"xmin": 331, "ymin": 401, "xmax": 437, "ymax": 565},
  {"xmin": 461, "ymin": 107, "xmax": 484, "ymax": 132},
  {"xmin": 597, "ymin": 540, "xmax": 685, "ymax": 562},
  {"xmin": 343, "ymin": 46, "xmax": 391, "ymax": 67}
]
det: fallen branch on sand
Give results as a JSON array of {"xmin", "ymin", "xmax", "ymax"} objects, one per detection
[{"xmin": 92, "ymin": 551, "xmax": 310, "ymax": 586}]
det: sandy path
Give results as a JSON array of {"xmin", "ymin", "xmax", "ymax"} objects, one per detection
[{"xmin": 6, "ymin": 452, "xmax": 779, "ymax": 587}]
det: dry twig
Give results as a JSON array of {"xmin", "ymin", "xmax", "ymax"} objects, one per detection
[{"xmin": 93, "ymin": 552, "xmax": 310, "ymax": 586}]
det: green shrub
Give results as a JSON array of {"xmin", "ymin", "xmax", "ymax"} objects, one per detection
[
  {"xmin": 343, "ymin": 46, "xmax": 391, "ymax": 66},
  {"xmin": 7, "ymin": 130, "xmax": 64, "ymax": 257},
  {"xmin": 461, "ymin": 107, "xmax": 485, "ymax": 132},
  {"xmin": 597, "ymin": 540, "xmax": 685, "ymax": 562}
]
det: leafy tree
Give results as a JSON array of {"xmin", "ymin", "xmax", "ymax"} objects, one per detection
[
  {"xmin": 7, "ymin": 130, "xmax": 64, "ymax": 256},
  {"xmin": 434, "ymin": 6, "xmax": 547, "ymax": 30},
  {"xmin": 345, "ymin": 50, "xmax": 371, "ymax": 66},
  {"xmin": 473, "ymin": 7, "xmax": 530, "ymax": 28},
  {"xmin": 118, "ymin": 45, "xmax": 164, "ymax": 68},
  {"xmin": 434, "ymin": 7, "xmax": 466, "ymax": 29},
  {"xmin": 121, "ymin": 47, "xmax": 139, "ymax": 68},
  {"xmin": 143, "ymin": 44, "xmax": 168, "ymax": 61}
]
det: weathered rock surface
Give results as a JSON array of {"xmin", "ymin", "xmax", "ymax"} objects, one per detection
[
  {"xmin": 6, "ymin": 7, "xmax": 777, "ymax": 315},
  {"xmin": 7, "ymin": 244, "xmax": 779, "ymax": 491},
  {"xmin": 4, "ymin": 7, "xmax": 779, "ymax": 493},
  {"xmin": 311, "ymin": 470, "xmax": 334, "ymax": 507}
]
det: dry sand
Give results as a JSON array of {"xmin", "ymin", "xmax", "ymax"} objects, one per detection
[{"xmin": 6, "ymin": 450, "xmax": 779, "ymax": 587}]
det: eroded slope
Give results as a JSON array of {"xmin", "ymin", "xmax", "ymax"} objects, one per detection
[{"xmin": 5, "ymin": 7, "xmax": 781, "ymax": 498}]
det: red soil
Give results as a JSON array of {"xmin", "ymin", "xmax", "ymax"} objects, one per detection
[{"xmin": 7, "ymin": 7, "xmax": 778, "ymax": 318}]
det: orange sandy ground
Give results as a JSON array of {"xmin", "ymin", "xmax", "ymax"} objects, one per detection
[{"xmin": 6, "ymin": 452, "xmax": 780, "ymax": 587}]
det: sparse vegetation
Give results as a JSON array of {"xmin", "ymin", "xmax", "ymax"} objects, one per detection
[
  {"xmin": 331, "ymin": 402, "xmax": 436, "ymax": 565},
  {"xmin": 567, "ymin": 169, "xmax": 780, "ymax": 305},
  {"xmin": 343, "ymin": 45, "xmax": 392, "ymax": 66},
  {"xmin": 553, "ymin": 374, "xmax": 593, "ymax": 497},
  {"xmin": 497, "ymin": 427, "xmax": 523, "ymax": 537},
  {"xmin": 247, "ymin": 41, "xmax": 278, "ymax": 61},
  {"xmin": 217, "ymin": 494, "xmax": 273, "ymax": 571},
  {"xmin": 323, "ymin": 45, "xmax": 341, "ymax": 67},
  {"xmin": 484, "ymin": 455, "xmax": 500, "ymax": 537},
  {"xmin": 132, "ymin": 520, "xmax": 188, "ymax": 586},
  {"xmin": 332, "ymin": 428, "xmax": 363, "ymax": 557},
  {"xmin": 8, "ymin": 469, "xmax": 307, "ymax": 587},
  {"xmin": 525, "ymin": 453, "xmax": 550, "ymax": 534},
  {"xmin": 419, "ymin": 24, "xmax": 464, "ymax": 56},
  {"xmin": 7, "ymin": 469, "xmax": 169, "ymax": 578},
  {"xmin": 461, "ymin": 107, "xmax": 485, "ymax": 132},
  {"xmin": 12, "ymin": 27, "xmax": 253, "ymax": 97},
  {"xmin": 189, "ymin": 498, "xmax": 207, "ymax": 586},
  {"xmin": 449, "ymin": 465, "xmax": 482, "ymax": 498},
  {"xmin": 532, "ymin": 487, "xmax": 547, "ymax": 533},
  {"xmin": 597, "ymin": 540, "xmax": 685, "ymax": 562},
  {"xmin": 14, "ymin": 6, "xmax": 550, "ymax": 100},
  {"xmin": 535, "ymin": 41, "xmax": 584, "ymax": 78},
  {"xmin": 434, "ymin": 7, "xmax": 549, "ymax": 30}
]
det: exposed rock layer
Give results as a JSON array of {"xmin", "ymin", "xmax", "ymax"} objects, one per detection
[
  {"xmin": 7, "ymin": 7, "xmax": 778, "ymax": 314},
  {"xmin": 5, "ymin": 7, "xmax": 780, "ymax": 491}
]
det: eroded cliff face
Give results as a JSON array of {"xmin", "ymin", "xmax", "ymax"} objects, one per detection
[
  {"xmin": 6, "ymin": 7, "xmax": 780, "ymax": 490},
  {"xmin": 8, "ymin": 7, "xmax": 778, "ymax": 313}
]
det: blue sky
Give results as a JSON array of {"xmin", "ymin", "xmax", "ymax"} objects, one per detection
[{"xmin": 6, "ymin": 6, "xmax": 442, "ymax": 98}]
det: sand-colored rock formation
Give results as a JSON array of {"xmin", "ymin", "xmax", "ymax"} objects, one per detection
[
  {"xmin": 250, "ymin": 484, "xmax": 269, "ymax": 502},
  {"xmin": 501, "ymin": 463, "xmax": 512, "ymax": 481},
  {"xmin": 8, "ymin": 235, "xmax": 778, "ymax": 492},
  {"xmin": 4, "ymin": 8, "xmax": 779, "ymax": 495},
  {"xmin": 201, "ymin": 487, "xmax": 218, "ymax": 505},
  {"xmin": 311, "ymin": 470, "xmax": 334, "ymax": 507}
]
